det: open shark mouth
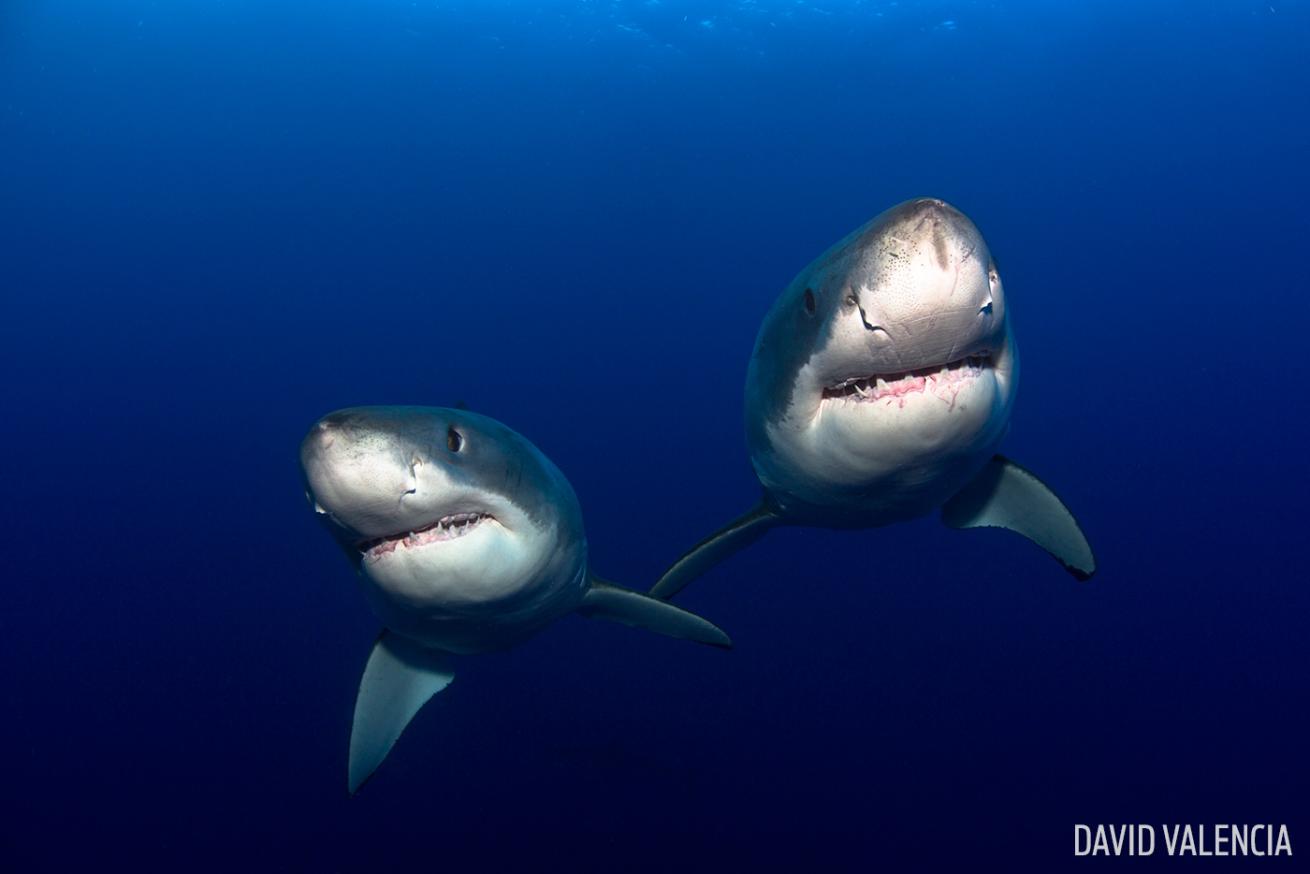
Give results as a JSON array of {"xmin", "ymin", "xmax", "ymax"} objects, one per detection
[
  {"xmin": 822, "ymin": 353, "xmax": 991, "ymax": 404},
  {"xmin": 359, "ymin": 512, "xmax": 492, "ymax": 559}
]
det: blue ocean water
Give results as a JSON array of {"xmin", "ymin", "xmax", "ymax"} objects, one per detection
[{"xmin": 3, "ymin": 0, "xmax": 1308, "ymax": 869}]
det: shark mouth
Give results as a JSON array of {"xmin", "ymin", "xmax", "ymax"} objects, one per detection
[
  {"xmin": 822, "ymin": 353, "xmax": 991, "ymax": 403},
  {"xmin": 358, "ymin": 512, "xmax": 492, "ymax": 560}
]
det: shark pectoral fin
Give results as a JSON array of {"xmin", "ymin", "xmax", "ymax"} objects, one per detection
[
  {"xmin": 349, "ymin": 631, "xmax": 456, "ymax": 794},
  {"xmin": 579, "ymin": 578, "xmax": 733, "ymax": 649},
  {"xmin": 648, "ymin": 498, "xmax": 780, "ymax": 600},
  {"xmin": 942, "ymin": 454, "xmax": 1096, "ymax": 580}
]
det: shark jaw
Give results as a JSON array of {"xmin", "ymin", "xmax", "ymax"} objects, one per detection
[
  {"xmin": 820, "ymin": 353, "xmax": 993, "ymax": 410},
  {"xmin": 358, "ymin": 511, "xmax": 497, "ymax": 562}
]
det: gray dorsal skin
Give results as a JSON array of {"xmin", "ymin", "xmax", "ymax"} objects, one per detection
[
  {"xmin": 301, "ymin": 406, "xmax": 731, "ymax": 793},
  {"xmin": 651, "ymin": 198, "xmax": 1095, "ymax": 600}
]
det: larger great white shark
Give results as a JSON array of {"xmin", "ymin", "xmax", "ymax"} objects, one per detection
[
  {"xmin": 301, "ymin": 406, "xmax": 731, "ymax": 792},
  {"xmin": 651, "ymin": 198, "xmax": 1095, "ymax": 600}
]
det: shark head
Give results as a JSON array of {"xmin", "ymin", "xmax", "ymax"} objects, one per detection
[
  {"xmin": 746, "ymin": 198, "xmax": 1018, "ymax": 522},
  {"xmin": 300, "ymin": 406, "xmax": 587, "ymax": 649}
]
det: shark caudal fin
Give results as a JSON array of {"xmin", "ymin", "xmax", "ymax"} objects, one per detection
[
  {"xmin": 942, "ymin": 454, "xmax": 1096, "ymax": 580},
  {"xmin": 647, "ymin": 499, "xmax": 781, "ymax": 600},
  {"xmin": 349, "ymin": 631, "xmax": 456, "ymax": 794},
  {"xmin": 579, "ymin": 578, "xmax": 733, "ymax": 649}
]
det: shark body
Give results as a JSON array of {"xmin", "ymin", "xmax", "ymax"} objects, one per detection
[
  {"xmin": 651, "ymin": 199, "xmax": 1095, "ymax": 600},
  {"xmin": 301, "ymin": 406, "xmax": 729, "ymax": 791}
]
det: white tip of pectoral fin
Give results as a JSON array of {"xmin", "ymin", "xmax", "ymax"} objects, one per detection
[
  {"xmin": 942, "ymin": 454, "xmax": 1096, "ymax": 580},
  {"xmin": 579, "ymin": 578, "xmax": 732, "ymax": 649},
  {"xmin": 349, "ymin": 631, "xmax": 456, "ymax": 794}
]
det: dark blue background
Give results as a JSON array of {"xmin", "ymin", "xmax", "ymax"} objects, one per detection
[{"xmin": 3, "ymin": 1, "xmax": 1307, "ymax": 869}]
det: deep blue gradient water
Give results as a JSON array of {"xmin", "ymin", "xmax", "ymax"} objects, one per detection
[{"xmin": 3, "ymin": 1, "xmax": 1308, "ymax": 869}]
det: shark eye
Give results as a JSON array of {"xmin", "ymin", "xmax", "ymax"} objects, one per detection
[
  {"xmin": 803, "ymin": 288, "xmax": 816, "ymax": 314},
  {"xmin": 447, "ymin": 426, "xmax": 464, "ymax": 453}
]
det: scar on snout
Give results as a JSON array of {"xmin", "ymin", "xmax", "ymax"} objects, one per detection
[{"xmin": 932, "ymin": 222, "xmax": 949, "ymax": 270}]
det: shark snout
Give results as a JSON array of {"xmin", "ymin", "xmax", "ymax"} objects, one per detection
[
  {"xmin": 308, "ymin": 417, "xmax": 337, "ymax": 452},
  {"xmin": 816, "ymin": 198, "xmax": 1006, "ymax": 377},
  {"xmin": 891, "ymin": 199, "xmax": 977, "ymax": 265},
  {"xmin": 299, "ymin": 413, "xmax": 432, "ymax": 538}
]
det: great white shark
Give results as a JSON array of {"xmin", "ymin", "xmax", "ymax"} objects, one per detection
[
  {"xmin": 650, "ymin": 198, "xmax": 1095, "ymax": 600},
  {"xmin": 301, "ymin": 406, "xmax": 731, "ymax": 792}
]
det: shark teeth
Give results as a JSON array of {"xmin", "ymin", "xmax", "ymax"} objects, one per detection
[
  {"xmin": 359, "ymin": 512, "xmax": 492, "ymax": 558},
  {"xmin": 823, "ymin": 354, "xmax": 991, "ymax": 403}
]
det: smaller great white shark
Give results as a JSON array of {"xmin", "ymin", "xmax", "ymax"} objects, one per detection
[
  {"xmin": 651, "ymin": 198, "xmax": 1095, "ymax": 600},
  {"xmin": 301, "ymin": 406, "xmax": 731, "ymax": 793}
]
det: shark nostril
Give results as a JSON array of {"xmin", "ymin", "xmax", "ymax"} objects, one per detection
[
  {"xmin": 854, "ymin": 299, "xmax": 888, "ymax": 335},
  {"xmin": 404, "ymin": 456, "xmax": 423, "ymax": 496}
]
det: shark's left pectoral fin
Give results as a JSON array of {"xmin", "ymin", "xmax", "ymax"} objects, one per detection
[
  {"xmin": 942, "ymin": 454, "xmax": 1096, "ymax": 580},
  {"xmin": 349, "ymin": 631, "xmax": 456, "ymax": 795},
  {"xmin": 578, "ymin": 578, "xmax": 733, "ymax": 649}
]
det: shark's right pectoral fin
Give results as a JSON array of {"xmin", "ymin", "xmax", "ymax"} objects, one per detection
[
  {"xmin": 648, "ymin": 498, "xmax": 781, "ymax": 600},
  {"xmin": 942, "ymin": 454, "xmax": 1096, "ymax": 580},
  {"xmin": 349, "ymin": 630, "xmax": 456, "ymax": 794}
]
